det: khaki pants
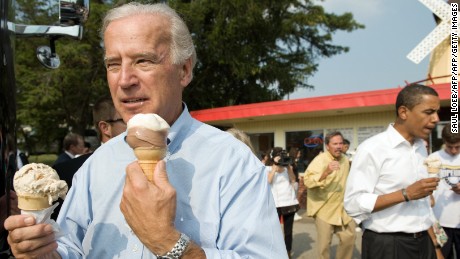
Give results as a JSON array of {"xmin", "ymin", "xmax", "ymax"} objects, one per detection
[{"xmin": 314, "ymin": 217, "xmax": 356, "ymax": 259}]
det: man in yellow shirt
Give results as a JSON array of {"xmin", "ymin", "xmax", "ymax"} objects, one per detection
[{"xmin": 304, "ymin": 131, "xmax": 356, "ymax": 259}]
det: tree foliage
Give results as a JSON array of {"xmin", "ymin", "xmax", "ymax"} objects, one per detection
[
  {"xmin": 15, "ymin": 0, "xmax": 112, "ymax": 153},
  {"xmin": 14, "ymin": 0, "xmax": 362, "ymax": 152},
  {"xmin": 174, "ymin": 0, "xmax": 363, "ymax": 109}
]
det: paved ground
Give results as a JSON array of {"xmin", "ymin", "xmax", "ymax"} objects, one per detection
[{"xmin": 291, "ymin": 210, "xmax": 362, "ymax": 259}]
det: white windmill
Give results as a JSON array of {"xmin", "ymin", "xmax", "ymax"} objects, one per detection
[{"xmin": 407, "ymin": 0, "xmax": 453, "ymax": 84}]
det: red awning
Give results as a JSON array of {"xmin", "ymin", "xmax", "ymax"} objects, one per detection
[{"xmin": 190, "ymin": 83, "xmax": 451, "ymax": 123}]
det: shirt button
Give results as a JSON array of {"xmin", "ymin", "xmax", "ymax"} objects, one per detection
[{"xmin": 132, "ymin": 244, "xmax": 138, "ymax": 252}]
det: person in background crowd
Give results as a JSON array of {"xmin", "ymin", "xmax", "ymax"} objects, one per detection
[
  {"xmin": 83, "ymin": 142, "xmax": 91, "ymax": 154},
  {"xmin": 289, "ymin": 148, "xmax": 300, "ymax": 184},
  {"xmin": 305, "ymin": 131, "xmax": 356, "ymax": 259},
  {"xmin": 260, "ymin": 151, "xmax": 270, "ymax": 165},
  {"xmin": 16, "ymin": 149, "xmax": 28, "ymax": 169},
  {"xmin": 5, "ymin": 3, "xmax": 287, "ymax": 258},
  {"xmin": 226, "ymin": 128, "xmax": 256, "ymax": 155},
  {"xmin": 75, "ymin": 142, "xmax": 92, "ymax": 158},
  {"xmin": 267, "ymin": 147, "xmax": 299, "ymax": 259},
  {"xmin": 423, "ymin": 139, "xmax": 430, "ymax": 153},
  {"xmin": 342, "ymin": 138, "xmax": 353, "ymax": 161},
  {"xmin": 5, "ymin": 135, "xmax": 28, "ymax": 171},
  {"xmin": 293, "ymin": 149, "xmax": 307, "ymax": 220},
  {"xmin": 51, "ymin": 97, "xmax": 127, "ymax": 220},
  {"xmin": 344, "ymin": 84, "xmax": 442, "ymax": 259},
  {"xmin": 92, "ymin": 96, "xmax": 127, "ymax": 145},
  {"xmin": 429, "ymin": 123, "xmax": 460, "ymax": 259},
  {"xmin": 293, "ymin": 149, "xmax": 307, "ymax": 177},
  {"xmin": 52, "ymin": 133, "xmax": 85, "ymax": 166}
]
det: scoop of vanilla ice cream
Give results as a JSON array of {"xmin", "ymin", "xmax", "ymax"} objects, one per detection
[
  {"xmin": 13, "ymin": 163, "xmax": 68, "ymax": 205},
  {"xmin": 424, "ymin": 156, "xmax": 442, "ymax": 169},
  {"xmin": 126, "ymin": 114, "xmax": 170, "ymax": 149},
  {"xmin": 127, "ymin": 113, "xmax": 170, "ymax": 131}
]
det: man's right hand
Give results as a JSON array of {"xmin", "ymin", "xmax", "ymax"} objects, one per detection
[
  {"xmin": 328, "ymin": 161, "xmax": 340, "ymax": 172},
  {"xmin": 4, "ymin": 215, "xmax": 60, "ymax": 258},
  {"xmin": 406, "ymin": 177, "xmax": 439, "ymax": 200}
]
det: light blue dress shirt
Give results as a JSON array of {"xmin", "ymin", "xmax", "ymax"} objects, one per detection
[{"xmin": 56, "ymin": 105, "xmax": 287, "ymax": 258}]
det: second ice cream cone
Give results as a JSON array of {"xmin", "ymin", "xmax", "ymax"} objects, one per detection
[{"xmin": 17, "ymin": 195, "xmax": 50, "ymax": 210}]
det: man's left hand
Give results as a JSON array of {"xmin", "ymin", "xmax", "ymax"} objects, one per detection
[{"xmin": 121, "ymin": 160, "xmax": 180, "ymax": 255}]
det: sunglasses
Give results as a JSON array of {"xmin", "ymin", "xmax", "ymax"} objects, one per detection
[{"xmin": 105, "ymin": 118, "xmax": 125, "ymax": 124}]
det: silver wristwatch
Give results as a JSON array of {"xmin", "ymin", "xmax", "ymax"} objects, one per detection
[{"xmin": 156, "ymin": 233, "xmax": 191, "ymax": 259}]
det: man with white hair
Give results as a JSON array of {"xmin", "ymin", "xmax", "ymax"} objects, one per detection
[{"xmin": 5, "ymin": 3, "xmax": 286, "ymax": 258}]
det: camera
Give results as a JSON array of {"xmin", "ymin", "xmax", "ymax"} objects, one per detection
[{"xmin": 274, "ymin": 150, "xmax": 292, "ymax": 166}]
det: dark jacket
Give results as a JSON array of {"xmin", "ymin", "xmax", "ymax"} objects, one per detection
[
  {"xmin": 51, "ymin": 153, "xmax": 92, "ymax": 220},
  {"xmin": 52, "ymin": 152, "xmax": 72, "ymax": 167}
]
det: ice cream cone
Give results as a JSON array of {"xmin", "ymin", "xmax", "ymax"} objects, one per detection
[
  {"xmin": 134, "ymin": 147, "xmax": 166, "ymax": 182},
  {"xmin": 138, "ymin": 161, "xmax": 157, "ymax": 182},
  {"xmin": 424, "ymin": 157, "xmax": 442, "ymax": 178},
  {"xmin": 17, "ymin": 194, "xmax": 50, "ymax": 210},
  {"xmin": 427, "ymin": 167, "xmax": 440, "ymax": 174}
]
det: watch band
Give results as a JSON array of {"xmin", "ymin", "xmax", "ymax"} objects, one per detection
[
  {"xmin": 156, "ymin": 233, "xmax": 190, "ymax": 259},
  {"xmin": 401, "ymin": 188, "xmax": 410, "ymax": 202}
]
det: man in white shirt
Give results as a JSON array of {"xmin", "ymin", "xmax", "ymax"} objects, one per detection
[
  {"xmin": 429, "ymin": 123, "xmax": 460, "ymax": 259},
  {"xmin": 344, "ymin": 84, "xmax": 442, "ymax": 259}
]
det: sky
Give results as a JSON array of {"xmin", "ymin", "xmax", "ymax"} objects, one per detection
[{"xmin": 286, "ymin": 0, "xmax": 438, "ymax": 100}]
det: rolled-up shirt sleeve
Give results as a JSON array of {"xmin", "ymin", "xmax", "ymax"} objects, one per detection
[{"xmin": 344, "ymin": 147, "xmax": 379, "ymax": 224}]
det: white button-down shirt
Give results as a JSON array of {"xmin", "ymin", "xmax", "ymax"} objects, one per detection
[{"xmin": 344, "ymin": 124, "xmax": 434, "ymax": 233}]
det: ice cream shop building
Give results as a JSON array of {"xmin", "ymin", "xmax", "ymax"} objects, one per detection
[{"xmin": 190, "ymin": 82, "xmax": 452, "ymax": 159}]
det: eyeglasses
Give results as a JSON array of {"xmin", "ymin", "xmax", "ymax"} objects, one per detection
[{"xmin": 105, "ymin": 118, "xmax": 125, "ymax": 124}]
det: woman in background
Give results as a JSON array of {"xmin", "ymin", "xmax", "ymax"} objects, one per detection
[{"xmin": 267, "ymin": 147, "xmax": 299, "ymax": 259}]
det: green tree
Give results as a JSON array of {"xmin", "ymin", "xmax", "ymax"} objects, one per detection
[{"xmin": 175, "ymin": 0, "xmax": 363, "ymax": 109}]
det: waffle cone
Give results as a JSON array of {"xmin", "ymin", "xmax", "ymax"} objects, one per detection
[
  {"xmin": 427, "ymin": 167, "xmax": 440, "ymax": 174},
  {"xmin": 134, "ymin": 147, "xmax": 166, "ymax": 183},
  {"xmin": 138, "ymin": 161, "xmax": 158, "ymax": 182},
  {"xmin": 17, "ymin": 195, "xmax": 49, "ymax": 210}
]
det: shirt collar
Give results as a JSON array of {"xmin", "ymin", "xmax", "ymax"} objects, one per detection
[
  {"xmin": 387, "ymin": 123, "xmax": 409, "ymax": 148},
  {"xmin": 413, "ymin": 138, "xmax": 427, "ymax": 154},
  {"xmin": 387, "ymin": 123, "xmax": 426, "ymax": 151},
  {"xmin": 167, "ymin": 103, "xmax": 193, "ymax": 153},
  {"xmin": 64, "ymin": 150, "xmax": 75, "ymax": 159}
]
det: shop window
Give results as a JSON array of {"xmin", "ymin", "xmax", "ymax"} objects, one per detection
[{"xmin": 285, "ymin": 130, "xmax": 324, "ymax": 166}]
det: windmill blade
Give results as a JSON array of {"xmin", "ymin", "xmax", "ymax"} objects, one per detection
[
  {"xmin": 407, "ymin": 20, "xmax": 450, "ymax": 64},
  {"xmin": 407, "ymin": 0, "xmax": 451, "ymax": 64},
  {"xmin": 419, "ymin": 0, "xmax": 450, "ymax": 20}
]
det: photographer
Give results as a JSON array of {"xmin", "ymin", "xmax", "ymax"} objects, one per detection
[{"xmin": 267, "ymin": 147, "xmax": 299, "ymax": 259}]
